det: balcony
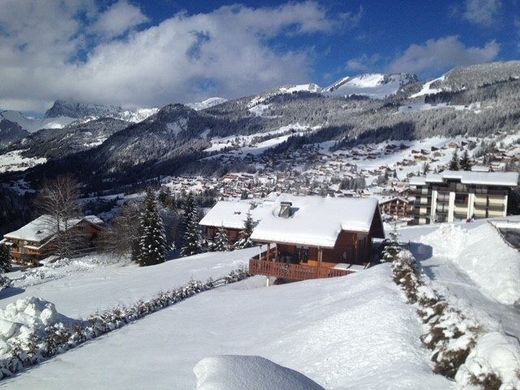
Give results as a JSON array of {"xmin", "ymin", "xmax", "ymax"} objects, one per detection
[{"xmin": 249, "ymin": 259, "xmax": 354, "ymax": 281}]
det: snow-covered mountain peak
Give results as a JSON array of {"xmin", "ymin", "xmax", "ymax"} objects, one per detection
[{"xmin": 325, "ymin": 72, "xmax": 418, "ymax": 99}]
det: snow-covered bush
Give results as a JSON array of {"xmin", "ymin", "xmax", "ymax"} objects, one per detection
[
  {"xmin": 391, "ymin": 249, "xmax": 421, "ymax": 303},
  {"xmin": 456, "ymin": 332, "xmax": 520, "ymax": 390}
]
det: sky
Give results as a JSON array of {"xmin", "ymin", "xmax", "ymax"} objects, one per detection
[{"xmin": 0, "ymin": 0, "xmax": 518, "ymax": 112}]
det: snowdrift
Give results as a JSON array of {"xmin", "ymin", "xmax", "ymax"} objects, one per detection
[
  {"xmin": 420, "ymin": 223, "xmax": 520, "ymax": 305},
  {"xmin": 194, "ymin": 355, "xmax": 324, "ymax": 390}
]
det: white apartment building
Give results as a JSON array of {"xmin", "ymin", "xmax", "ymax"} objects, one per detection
[{"xmin": 409, "ymin": 171, "xmax": 519, "ymax": 224}]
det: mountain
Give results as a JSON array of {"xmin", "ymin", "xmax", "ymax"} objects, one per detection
[
  {"xmin": 44, "ymin": 100, "xmax": 159, "ymax": 122},
  {"xmin": 0, "ymin": 110, "xmax": 76, "ymax": 133},
  {"xmin": 187, "ymin": 97, "xmax": 228, "ymax": 111},
  {"xmin": 411, "ymin": 61, "xmax": 520, "ymax": 98},
  {"xmin": 324, "ymin": 73, "xmax": 418, "ymax": 99},
  {"xmin": 0, "ymin": 119, "xmax": 30, "ymax": 148},
  {"xmin": 2, "ymin": 61, "xmax": 520, "ymax": 189},
  {"xmin": 8, "ymin": 118, "xmax": 131, "ymax": 160}
]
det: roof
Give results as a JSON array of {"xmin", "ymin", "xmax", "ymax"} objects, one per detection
[
  {"xmin": 378, "ymin": 196, "xmax": 410, "ymax": 205},
  {"xmin": 250, "ymin": 194, "xmax": 383, "ymax": 248},
  {"xmin": 199, "ymin": 201, "xmax": 271, "ymax": 230},
  {"xmin": 409, "ymin": 171, "xmax": 519, "ymax": 187},
  {"xmin": 3, "ymin": 215, "xmax": 103, "ymax": 243}
]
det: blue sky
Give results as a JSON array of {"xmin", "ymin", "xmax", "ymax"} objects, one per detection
[{"xmin": 0, "ymin": 0, "xmax": 518, "ymax": 111}]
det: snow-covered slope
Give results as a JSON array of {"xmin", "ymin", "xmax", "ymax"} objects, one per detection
[
  {"xmin": 247, "ymin": 83, "xmax": 321, "ymax": 108},
  {"xmin": 419, "ymin": 222, "xmax": 520, "ymax": 305},
  {"xmin": 187, "ymin": 97, "xmax": 228, "ymax": 111},
  {"xmin": 194, "ymin": 355, "xmax": 324, "ymax": 390},
  {"xmin": 325, "ymin": 73, "xmax": 417, "ymax": 99},
  {"xmin": 1, "ymin": 265, "xmax": 450, "ymax": 389}
]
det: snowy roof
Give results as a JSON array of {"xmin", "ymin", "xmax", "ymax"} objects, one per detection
[
  {"xmin": 409, "ymin": 171, "xmax": 519, "ymax": 187},
  {"xmin": 3, "ymin": 215, "xmax": 103, "ymax": 243},
  {"xmin": 251, "ymin": 194, "xmax": 383, "ymax": 248},
  {"xmin": 199, "ymin": 201, "xmax": 271, "ymax": 230}
]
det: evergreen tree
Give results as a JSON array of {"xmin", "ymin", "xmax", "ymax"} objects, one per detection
[
  {"xmin": 0, "ymin": 244, "xmax": 11, "ymax": 273},
  {"xmin": 460, "ymin": 149, "xmax": 472, "ymax": 171},
  {"xmin": 380, "ymin": 226, "xmax": 401, "ymax": 263},
  {"xmin": 236, "ymin": 212, "xmax": 255, "ymax": 249},
  {"xmin": 449, "ymin": 149, "xmax": 460, "ymax": 170},
  {"xmin": 181, "ymin": 193, "xmax": 202, "ymax": 256},
  {"xmin": 137, "ymin": 189, "xmax": 167, "ymax": 266},
  {"xmin": 212, "ymin": 225, "xmax": 230, "ymax": 252}
]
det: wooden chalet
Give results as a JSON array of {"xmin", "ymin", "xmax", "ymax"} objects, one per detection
[
  {"xmin": 379, "ymin": 196, "xmax": 413, "ymax": 220},
  {"xmin": 199, "ymin": 200, "xmax": 270, "ymax": 244},
  {"xmin": 249, "ymin": 195, "xmax": 385, "ymax": 282},
  {"xmin": 1, "ymin": 215, "xmax": 104, "ymax": 266}
]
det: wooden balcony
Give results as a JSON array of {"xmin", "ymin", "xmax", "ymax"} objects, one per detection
[{"xmin": 249, "ymin": 258, "xmax": 354, "ymax": 281}]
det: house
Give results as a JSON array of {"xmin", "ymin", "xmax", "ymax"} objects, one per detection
[
  {"xmin": 1, "ymin": 215, "xmax": 104, "ymax": 265},
  {"xmin": 409, "ymin": 171, "xmax": 519, "ymax": 224},
  {"xmin": 379, "ymin": 197, "xmax": 413, "ymax": 220},
  {"xmin": 249, "ymin": 195, "xmax": 385, "ymax": 282},
  {"xmin": 199, "ymin": 201, "xmax": 270, "ymax": 244}
]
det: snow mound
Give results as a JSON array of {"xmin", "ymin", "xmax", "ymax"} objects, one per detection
[
  {"xmin": 421, "ymin": 223, "xmax": 520, "ymax": 305},
  {"xmin": 456, "ymin": 332, "xmax": 520, "ymax": 389},
  {"xmin": 0, "ymin": 297, "xmax": 64, "ymax": 353},
  {"xmin": 193, "ymin": 355, "xmax": 324, "ymax": 390}
]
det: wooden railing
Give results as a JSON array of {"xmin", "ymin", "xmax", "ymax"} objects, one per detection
[{"xmin": 249, "ymin": 259, "xmax": 353, "ymax": 281}]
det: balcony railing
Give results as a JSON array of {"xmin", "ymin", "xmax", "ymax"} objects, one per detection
[{"xmin": 249, "ymin": 259, "xmax": 353, "ymax": 281}]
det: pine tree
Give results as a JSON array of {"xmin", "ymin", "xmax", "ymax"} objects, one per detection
[
  {"xmin": 460, "ymin": 149, "xmax": 472, "ymax": 171},
  {"xmin": 212, "ymin": 225, "xmax": 230, "ymax": 252},
  {"xmin": 0, "ymin": 244, "xmax": 11, "ymax": 273},
  {"xmin": 181, "ymin": 193, "xmax": 202, "ymax": 256},
  {"xmin": 236, "ymin": 212, "xmax": 255, "ymax": 249},
  {"xmin": 380, "ymin": 225, "xmax": 401, "ymax": 263},
  {"xmin": 449, "ymin": 149, "xmax": 460, "ymax": 170},
  {"xmin": 136, "ymin": 189, "xmax": 167, "ymax": 266}
]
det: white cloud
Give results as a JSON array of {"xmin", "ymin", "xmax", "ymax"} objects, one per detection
[
  {"xmin": 345, "ymin": 54, "xmax": 381, "ymax": 72},
  {"xmin": 388, "ymin": 36, "xmax": 499, "ymax": 75},
  {"xmin": 463, "ymin": 0, "xmax": 502, "ymax": 27},
  {"xmin": 0, "ymin": 1, "xmax": 341, "ymax": 112},
  {"xmin": 90, "ymin": 0, "xmax": 149, "ymax": 39}
]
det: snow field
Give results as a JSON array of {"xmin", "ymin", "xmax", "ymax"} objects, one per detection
[
  {"xmin": 420, "ymin": 223, "xmax": 520, "ymax": 305},
  {"xmin": 1, "ymin": 265, "xmax": 450, "ymax": 389},
  {"xmin": 2, "ymin": 247, "xmax": 261, "ymax": 318},
  {"xmin": 0, "ymin": 270, "xmax": 248, "ymax": 381}
]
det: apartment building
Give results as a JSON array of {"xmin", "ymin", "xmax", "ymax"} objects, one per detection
[{"xmin": 409, "ymin": 171, "xmax": 519, "ymax": 224}]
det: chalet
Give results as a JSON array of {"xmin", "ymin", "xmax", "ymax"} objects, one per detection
[
  {"xmin": 379, "ymin": 197, "xmax": 413, "ymax": 220},
  {"xmin": 249, "ymin": 195, "xmax": 385, "ymax": 283},
  {"xmin": 1, "ymin": 215, "xmax": 104, "ymax": 265},
  {"xmin": 199, "ymin": 201, "xmax": 270, "ymax": 244}
]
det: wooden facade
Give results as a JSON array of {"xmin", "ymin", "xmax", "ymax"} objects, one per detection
[
  {"xmin": 249, "ymin": 209, "xmax": 384, "ymax": 282},
  {"xmin": 4, "ymin": 220, "xmax": 103, "ymax": 266},
  {"xmin": 379, "ymin": 197, "xmax": 412, "ymax": 219},
  {"xmin": 204, "ymin": 226, "xmax": 242, "ymax": 244}
]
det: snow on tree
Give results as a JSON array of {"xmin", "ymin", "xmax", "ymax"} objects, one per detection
[
  {"xmin": 136, "ymin": 189, "xmax": 167, "ymax": 266},
  {"xmin": 380, "ymin": 225, "xmax": 401, "ymax": 263},
  {"xmin": 212, "ymin": 225, "xmax": 230, "ymax": 252},
  {"xmin": 235, "ymin": 212, "xmax": 255, "ymax": 249},
  {"xmin": 460, "ymin": 149, "xmax": 472, "ymax": 171},
  {"xmin": 0, "ymin": 244, "xmax": 11, "ymax": 273},
  {"xmin": 449, "ymin": 149, "xmax": 460, "ymax": 171},
  {"xmin": 181, "ymin": 193, "xmax": 203, "ymax": 256}
]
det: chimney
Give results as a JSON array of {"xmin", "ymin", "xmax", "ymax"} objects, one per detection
[{"xmin": 278, "ymin": 201, "xmax": 293, "ymax": 218}]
